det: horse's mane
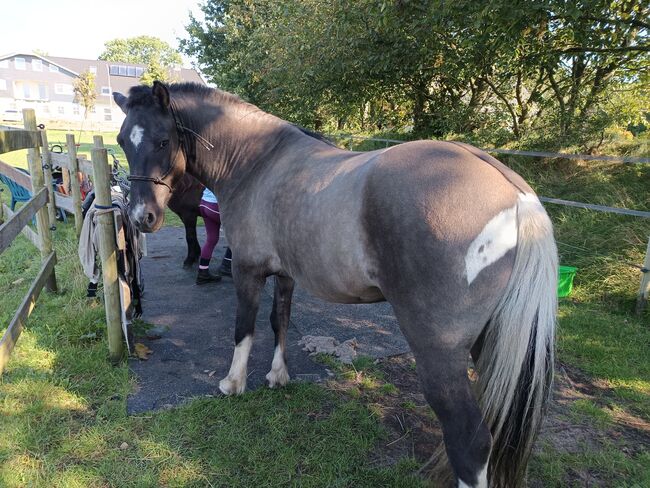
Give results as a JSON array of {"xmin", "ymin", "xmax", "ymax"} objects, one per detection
[
  {"xmin": 294, "ymin": 126, "xmax": 336, "ymax": 146},
  {"xmin": 126, "ymin": 82, "xmax": 243, "ymax": 109},
  {"xmin": 126, "ymin": 82, "xmax": 336, "ymax": 146}
]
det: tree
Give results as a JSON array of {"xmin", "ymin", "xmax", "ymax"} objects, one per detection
[
  {"xmin": 99, "ymin": 35, "xmax": 182, "ymax": 66},
  {"xmin": 73, "ymin": 71, "xmax": 97, "ymax": 138},
  {"xmin": 100, "ymin": 35, "xmax": 184, "ymax": 86},
  {"xmin": 180, "ymin": 0, "xmax": 649, "ymax": 146}
]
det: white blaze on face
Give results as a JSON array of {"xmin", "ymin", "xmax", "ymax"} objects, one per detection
[
  {"xmin": 130, "ymin": 124, "xmax": 144, "ymax": 151},
  {"xmin": 465, "ymin": 203, "xmax": 518, "ymax": 285}
]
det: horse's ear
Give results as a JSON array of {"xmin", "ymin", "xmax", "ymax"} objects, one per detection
[
  {"xmin": 152, "ymin": 81, "xmax": 170, "ymax": 109},
  {"xmin": 113, "ymin": 92, "xmax": 128, "ymax": 114}
]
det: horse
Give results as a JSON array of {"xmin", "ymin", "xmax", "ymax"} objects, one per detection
[
  {"xmin": 166, "ymin": 173, "xmax": 203, "ymax": 267},
  {"xmin": 112, "ymin": 81, "xmax": 557, "ymax": 488}
]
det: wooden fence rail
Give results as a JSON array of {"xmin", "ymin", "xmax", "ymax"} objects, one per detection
[{"xmin": 0, "ymin": 109, "xmax": 57, "ymax": 374}]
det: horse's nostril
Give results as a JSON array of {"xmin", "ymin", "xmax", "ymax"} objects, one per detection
[{"xmin": 146, "ymin": 212, "xmax": 155, "ymax": 225}]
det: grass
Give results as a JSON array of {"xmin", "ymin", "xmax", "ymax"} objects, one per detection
[
  {"xmin": 0, "ymin": 129, "xmax": 124, "ymax": 170},
  {"xmin": 1, "ymin": 130, "xmax": 648, "ymax": 486}
]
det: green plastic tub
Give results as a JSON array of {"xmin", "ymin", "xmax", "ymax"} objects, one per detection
[{"xmin": 558, "ymin": 266, "xmax": 577, "ymax": 297}]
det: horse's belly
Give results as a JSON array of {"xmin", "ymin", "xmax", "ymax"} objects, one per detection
[{"xmin": 299, "ymin": 280, "xmax": 385, "ymax": 304}]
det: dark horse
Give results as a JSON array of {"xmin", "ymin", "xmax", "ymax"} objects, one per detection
[
  {"xmin": 113, "ymin": 82, "xmax": 557, "ymax": 488},
  {"xmin": 167, "ymin": 173, "xmax": 203, "ymax": 267}
]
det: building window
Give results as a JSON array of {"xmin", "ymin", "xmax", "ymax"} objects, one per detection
[
  {"xmin": 109, "ymin": 65, "xmax": 119, "ymax": 75},
  {"xmin": 39, "ymin": 84, "xmax": 48, "ymax": 100},
  {"xmin": 118, "ymin": 65, "xmax": 127, "ymax": 76},
  {"xmin": 49, "ymin": 64, "xmax": 59, "ymax": 73},
  {"xmin": 43, "ymin": 105, "xmax": 50, "ymax": 114},
  {"xmin": 0, "ymin": 79, "xmax": 6, "ymax": 90},
  {"xmin": 0, "ymin": 60, "xmax": 8, "ymax": 68},
  {"xmin": 58, "ymin": 106, "xmax": 65, "ymax": 115},
  {"xmin": 104, "ymin": 108, "xmax": 112, "ymax": 121},
  {"xmin": 23, "ymin": 84, "xmax": 31, "ymax": 99},
  {"xmin": 101, "ymin": 86, "xmax": 111, "ymax": 95},
  {"xmin": 73, "ymin": 104, "xmax": 80, "ymax": 115},
  {"xmin": 136, "ymin": 67, "xmax": 144, "ymax": 77},
  {"xmin": 32, "ymin": 59, "xmax": 43, "ymax": 71},
  {"xmin": 127, "ymin": 66, "xmax": 136, "ymax": 77},
  {"xmin": 89, "ymin": 66, "xmax": 97, "ymax": 74},
  {"xmin": 15, "ymin": 58, "xmax": 26, "ymax": 70},
  {"xmin": 55, "ymin": 83, "xmax": 74, "ymax": 95},
  {"xmin": 90, "ymin": 106, "xmax": 96, "ymax": 114}
]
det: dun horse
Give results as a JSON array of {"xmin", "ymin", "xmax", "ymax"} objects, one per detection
[{"xmin": 113, "ymin": 82, "xmax": 557, "ymax": 488}]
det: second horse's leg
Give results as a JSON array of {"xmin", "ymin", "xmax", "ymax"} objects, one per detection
[
  {"xmin": 266, "ymin": 275, "xmax": 295, "ymax": 388},
  {"xmin": 182, "ymin": 213, "xmax": 201, "ymax": 268}
]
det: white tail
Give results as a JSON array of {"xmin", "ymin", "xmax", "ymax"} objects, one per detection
[{"xmin": 476, "ymin": 193, "xmax": 558, "ymax": 487}]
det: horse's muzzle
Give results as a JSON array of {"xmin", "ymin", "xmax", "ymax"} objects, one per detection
[{"xmin": 129, "ymin": 202, "xmax": 163, "ymax": 233}]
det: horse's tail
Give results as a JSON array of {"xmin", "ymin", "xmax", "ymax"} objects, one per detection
[{"xmin": 477, "ymin": 193, "xmax": 557, "ymax": 487}]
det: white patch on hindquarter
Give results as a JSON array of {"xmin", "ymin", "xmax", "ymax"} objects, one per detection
[
  {"xmin": 130, "ymin": 124, "xmax": 144, "ymax": 150},
  {"xmin": 219, "ymin": 335, "xmax": 253, "ymax": 395},
  {"xmin": 458, "ymin": 460, "xmax": 488, "ymax": 488},
  {"xmin": 465, "ymin": 204, "xmax": 518, "ymax": 285}
]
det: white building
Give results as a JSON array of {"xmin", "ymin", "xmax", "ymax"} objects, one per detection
[{"xmin": 0, "ymin": 52, "xmax": 205, "ymax": 130}]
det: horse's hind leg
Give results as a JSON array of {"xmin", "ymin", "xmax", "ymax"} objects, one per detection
[
  {"xmin": 219, "ymin": 270, "xmax": 266, "ymax": 395},
  {"xmin": 397, "ymin": 311, "xmax": 491, "ymax": 488},
  {"xmin": 182, "ymin": 213, "xmax": 201, "ymax": 268},
  {"xmin": 414, "ymin": 343, "xmax": 490, "ymax": 488},
  {"xmin": 266, "ymin": 275, "xmax": 294, "ymax": 388}
]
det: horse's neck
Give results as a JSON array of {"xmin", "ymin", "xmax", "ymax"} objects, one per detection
[{"xmin": 184, "ymin": 103, "xmax": 295, "ymax": 198}]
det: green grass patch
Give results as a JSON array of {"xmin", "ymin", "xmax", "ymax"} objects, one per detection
[
  {"xmin": 530, "ymin": 440, "xmax": 650, "ymax": 487},
  {"xmin": 0, "ymin": 129, "xmax": 125, "ymax": 170}
]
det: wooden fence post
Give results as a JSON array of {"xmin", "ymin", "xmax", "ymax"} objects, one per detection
[
  {"xmin": 39, "ymin": 131, "xmax": 58, "ymax": 227},
  {"xmin": 24, "ymin": 109, "xmax": 57, "ymax": 292},
  {"xmin": 635, "ymin": 236, "xmax": 650, "ymax": 316},
  {"xmin": 65, "ymin": 134, "xmax": 84, "ymax": 236},
  {"xmin": 91, "ymin": 146, "xmax": 124, "ymax": 363}
]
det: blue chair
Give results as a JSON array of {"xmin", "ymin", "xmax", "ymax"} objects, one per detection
[
  {"xmin": 0, "ymin": 170, "xmax": 31, "ymax": 210},
  {"xmin": 0, "ymin": 167, "xmax": 67, "ymax": 223}
]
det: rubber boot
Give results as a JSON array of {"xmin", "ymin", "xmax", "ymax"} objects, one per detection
[{"xmin": 196, "ymin": 268, "xmax": 222, "ymax": 285}]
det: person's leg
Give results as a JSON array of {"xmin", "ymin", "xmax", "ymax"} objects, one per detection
[{"xmin": 197, "ymin": 201, "xmax": 222, "ymax": 284}]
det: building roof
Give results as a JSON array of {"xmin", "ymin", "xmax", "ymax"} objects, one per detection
[{"xmin": 0, "ymin": 52, "xmax": 205, "ymax": 94}]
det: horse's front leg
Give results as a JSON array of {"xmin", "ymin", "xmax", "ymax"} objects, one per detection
[
  {"xmin": 266, "ymin": 275, "xmax": 294, "ymax": 388},
  {"xmin": 219, "ymin": 269, "xmax": 266, "ymax": 395}
]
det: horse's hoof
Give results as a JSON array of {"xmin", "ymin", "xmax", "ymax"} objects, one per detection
[
  {"xmin": 266, "ymin": 368, "xmax": 290, "ymax": 388},
  {"xmin": 219, "ymin": 376, "xmax": 246, "ymax": 395}
]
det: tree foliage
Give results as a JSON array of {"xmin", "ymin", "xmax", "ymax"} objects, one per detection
[
  {"xmin": 181, "ymin": 0, "xmax": 649, "ymax": 147},
  {"xmin": 73, "ymin": 71, "xmax": 97, "ymax": 118},
  {"xmin": 99, "ymin": 36, "xmax": 182, "ymax": 85}
]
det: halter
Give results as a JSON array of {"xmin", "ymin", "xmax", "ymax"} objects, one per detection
[{"xmin": 127, "ymin": 99, "xmax": 213, "ymax": 193}]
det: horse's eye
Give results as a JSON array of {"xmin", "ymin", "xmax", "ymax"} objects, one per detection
[{"xmin": 159, "ymin": 139, "xmax": 169, "ymax": 149}]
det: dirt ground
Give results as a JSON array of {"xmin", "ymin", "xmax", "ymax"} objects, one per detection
[{"xmin": 328, "ymin": 353, "xmax": 650, "ymax": 487}]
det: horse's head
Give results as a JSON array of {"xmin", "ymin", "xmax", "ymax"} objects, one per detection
[{"xmin": 114, "ymin": 82, "xmax": 186, "ymax": 232}]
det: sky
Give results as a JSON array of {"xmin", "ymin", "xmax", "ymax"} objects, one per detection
[{"xmin": 0, "ymin": 0, "xmax": 205, "ymax": 67}]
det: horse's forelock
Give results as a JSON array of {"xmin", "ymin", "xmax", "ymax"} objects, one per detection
[{"xmin": 126, "ymin": 85, "xmax": 157, "ymax": 109}]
